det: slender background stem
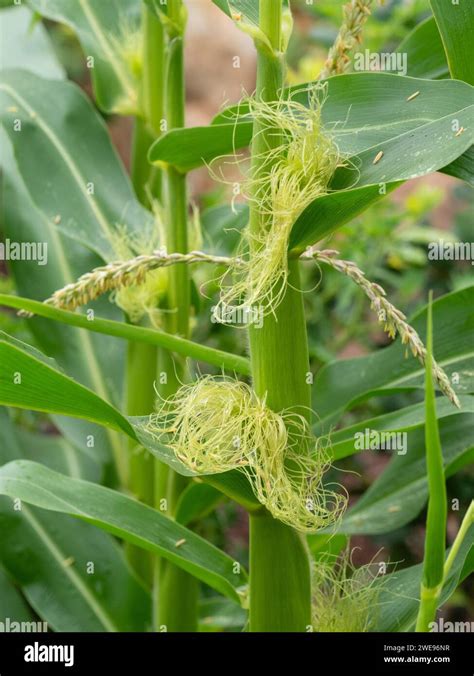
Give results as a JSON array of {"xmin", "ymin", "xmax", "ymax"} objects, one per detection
[
  {"xmin": 156, "ymin": 0, "xmax": 198, "ymax": 632},
  {"xmin": 126, "ymin": 5, "xmax": 167, "ymax": 587}
]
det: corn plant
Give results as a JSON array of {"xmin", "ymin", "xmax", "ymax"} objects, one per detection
[{"xmin": 0, "ymin": 0, "xmax": 473, "ymax": 636}]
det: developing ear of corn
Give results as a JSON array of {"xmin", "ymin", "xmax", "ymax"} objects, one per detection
[
  {"xmin": 108, "ymin": 224, "xmax": 168, "ymax": 325},
  {"xmin": 148, "ymin": 376, "xmax": 347, "ymax": 532},
  {"xmin": 215, "ymin": 85, "xmax": 345, "ymax": 320}
]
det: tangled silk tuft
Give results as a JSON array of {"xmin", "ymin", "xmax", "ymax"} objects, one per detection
[
  {"xmin": 214, "ymin": 84, "xmax": 346, "ymax": 320},
  {"xmin": 312, "ymin": 549, "xmax": 387, "ymax": 632},
  {"xmin": 148, "ymin": 376, "xmax": 346, "ymax": 532}
]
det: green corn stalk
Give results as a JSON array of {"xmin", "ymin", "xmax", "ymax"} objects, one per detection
[
  {"xmin": 154, "ymin": 0, "xmax": 198, "ymax": 633},
  {"xmin": 126, "ymin": 4, "xmax": 166, "ymax": 587},
  {"xmin": 247, "ymin": 0, "xmax": 312, "ymax": 632},
  {"xmin": 415, "ymin": 293, "xmax": 447, "ymax": 631}
]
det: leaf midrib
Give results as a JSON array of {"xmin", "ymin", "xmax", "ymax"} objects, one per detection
[
  {"xmin": 0, "ymin": 82, "xmax": 115, "ymax": 246},
  {"xmin": 77, "ymin": 0, "xmax": 135, "ymax": 100}
]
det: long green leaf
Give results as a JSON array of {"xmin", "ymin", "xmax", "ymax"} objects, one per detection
[
  {"xmin": 330, "ymin": 396, "xmax": 474, "ymax": 461},
  {"xmin": 1, "ymin": 128, "xmax": 125, "ymax": 477},
  {"xmin": 0, "ymin": 294, "xmax": 252, "ymax": 377},
  {"xmin": 0, "ymin": 500, "xmax": 152, "ymax": 631},
  {"xmin": 0, "ymin": 69, "xmax": 154, "ymax": 262},
  {"xmin": 151, "ymin": 74, "xmax": 473, "ymax": 247},
  {"xmin": 0, "ymin": 5, "xmax": 65, "ymax": 79},
  {"xmin": 0, "ymin": 567, "xmax": 35, "ymax": 626},
  {"xmin": 393, "ymin": 14, "xmax": 473, "ymax": 185},
  {"xmin": 0, "ymin": 409, "xmax": 151, "ymax": 632},
  {"xmin": 421, "ymin": 297, "xmax": 447, "ymax": 590},
  {"xmin": 431, "ymin": 0, "xmax": 474, "ymax": 85},
  {"xmin": 0, "ymin": 331, "xmax": 259, "ymax": 508},
  {"xmin": 289, "ymin": 182, "xmax": 401, "ymax": 252},
  {"xmin": 0, "ymin": 460, "xmax": 248, "ymax": 603},
  {"xmin": 160, "ymin": 74, "xmax": 473, "ymax": 182},
  {"xmin": 28, "ymin": 0, "xmax": 141, "ymax": 113},
  {"xmin": 149, "ymin": 121, "xmax": 253, "ymax": 173},
  {"xmin": 0, "ymin": 331, "xmax": 135, "ymax": 438},
  {"xmin": 396, "ymin": 16, "xmax": 448, "ymax": 80}
]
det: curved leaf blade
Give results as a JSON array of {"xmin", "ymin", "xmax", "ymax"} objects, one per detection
[
  {"xmin": 0, "ymin": 500, "xmax": 151, "ymax": 631},
  {"xmin": 0, "ymin": 5, "xmax": 65, "ymax": 79},
  {"xmin": 396, "ymin": 16, "xmax": 448, "ymax": 81},
  {"xmin": 0, "ymin": 460, "xmax": 247, "ymax": 603},
  {"xmin": 289, "ymin": 182, "xmax": 402, "ymax": 252},
  {"xmin": 0, "ymin": 331, "xmax": 134, "ymax": 437},
  {"xmin": 431, "ymin": 0, "xmax": 474, "ymax": 85},
  {"xmin": 0, "ymin": 69, "xmax": 154, "ymax": 262},
  {"xmin": 28, "ymin": 0, "xmax": 141, "ymax": 113},
  {"xmin": 153, "ymin": 74, "xmax": 473, "ymax": 248},
  {"xmin": 330, "ymin": 396, "xmax": 474, "ymax": 461},
  {"xmin": 0, "ymin": 333, "xmax": 259, "ymax": 508}
]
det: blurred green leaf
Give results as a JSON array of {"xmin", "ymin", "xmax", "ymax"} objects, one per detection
[
  {"xmin": 431, "ymin": 0, "xmax": 474, "ymax": 85},
  {"xmin": 0, "ymin": 409, "xmax": 151, "ymax": 631},
  {"xmin": 175, "ymin": 482, "xmax": 224, "ymax": 526},
  {"xmin": 0, "ymin": 5, "xmax": 65, "ymax": 78},
  {"xmin": 0, "ymin": 70, "xmax": 154, "ymax": 262},
  {"xmin": 28, "ymin": 0, "xmax": 141, "ymax": 114},
  {"xmin": 0, "ymin": 567, "xmax": 35, "ymax": 625},
  {"xmin": 396, "ymin": 16, "xmax": 448, "ymax": 80}
]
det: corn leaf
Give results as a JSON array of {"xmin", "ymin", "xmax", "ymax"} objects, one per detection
[
  {"xmin": 0, "ymin": 69, "xmax": 154, "ymax": 262},
  {"xmin": 0, "ymin": 331, "xmax": 259, "ymax": 508},
  {"xmin": 431, "ymin": 0, "xmax": 474, "ymax": 85},
  {"xmin": 151, "ymin": 74, "xmax": 474, "ymax": 248},
  {"xmin": 0, "ymin": 460, "xmax": 248, "ymax": 604},
  {"xmin": 421, "ymin": 296, "xmax": 447, "ymax": 589},
  {"xmin": 28, "ymin": 0, "xmax": 141, "ymax": 114},
  {"xmin": 396, "ymin": 16, "xmax": 449, "ymax": 80},
  {"xmin": 0, "ymin": 567, "xmax": 35, "ymax": 626},
  {"xmin": 175, "ymin": 483, "xmax": 224, "ymax": 526},
  {"xmin": 0, "ymin": 331, "xmax": 135, "ymax": 438},
  {"xmin": 0, "ymin": 5, "xmax": 65, "ymax": 79},
  {"xmin": 330, "ymin": 396, "xmax": 474, "ymax": 461},
  {"xmin": 149, "ymin": 122, "xmax": 253, "ymax": 173},
  {"xmin": 0, "ymin": 409, "xmax": 151, "ymax": 631}
]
